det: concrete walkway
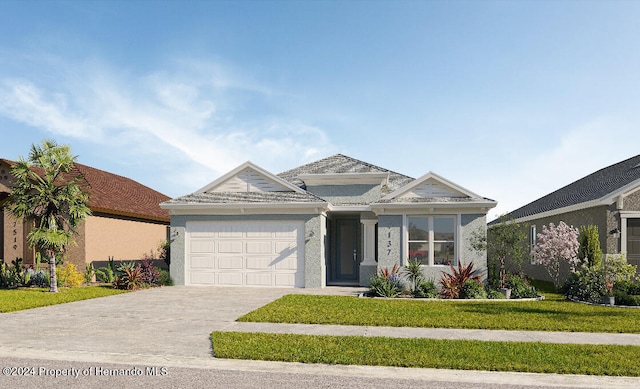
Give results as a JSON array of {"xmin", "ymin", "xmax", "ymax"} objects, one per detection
[{"xmin": 1, "ymin": 286, "xmax": 639, "ymax": 388}]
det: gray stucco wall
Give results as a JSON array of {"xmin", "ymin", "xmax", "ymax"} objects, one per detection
[
  {"xmin": 168, "ymin": 213, "xmax": 324, "ymax": 287},
  {"xmin": 306, "ymin": 184, "xmax": 381, "ymax": 205},
  {"xmin": 460, "ymin": 214, "xmax": 488, "ymax": 280},
  {"xmin": 376, "ymin": 215, "xmax": 403, "ymax": 270}
]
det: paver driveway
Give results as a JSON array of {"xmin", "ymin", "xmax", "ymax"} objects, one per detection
[{"xmin": 0, "ymin": 286, "xmax": 361, "ymax": 361}]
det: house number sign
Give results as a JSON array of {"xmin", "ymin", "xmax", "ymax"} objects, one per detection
[{"xmin": 387, "ymin": 230, "xmax": 392, "ymax": 256}]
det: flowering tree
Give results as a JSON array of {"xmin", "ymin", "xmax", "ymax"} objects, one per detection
[{"xmin": 532, "ymin": 221, "xmax": 579, "ymax": 291}]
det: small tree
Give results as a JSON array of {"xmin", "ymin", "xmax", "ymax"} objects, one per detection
[
  {"xmin": 471, "ymin": 215, "xmax": 527, "ymax": 288},
  {"xmin": 6, "ymin": 140, "xmax": 91, "ymax": 292},
  {"xmin": 577, "ymin": 225, "xmax": 602, "ymax": 268},
  {"xmin": 532, "ymin": 221, "xmax": 579, "ymax": 291}
]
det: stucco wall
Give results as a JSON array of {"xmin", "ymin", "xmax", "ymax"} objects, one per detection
[
  {"xmin": 376, "ymin": 215, "xmax": 403, "ymax": 270},
  {"xmin": 169, "ymin": 213, "xmax": 323, "ymax": 287},
  {"xmin": 514, "ymin": 206, "xmax": 608, "ymax": 283},
  {"xmin": 85, "ymin": 215, "xmax": 168, "ymax": 265},
  {"xmin": 460, "ymin": 214, "xmax": 488, "ymax": 280},
  {"xmin": 306, "ymin": 184, "xmax": 381, "ymax": 205}
]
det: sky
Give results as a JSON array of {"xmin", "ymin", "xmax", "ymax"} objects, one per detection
[{"xmin": 1, "ymin": 0, "xmax": 639, "ymax": 221}]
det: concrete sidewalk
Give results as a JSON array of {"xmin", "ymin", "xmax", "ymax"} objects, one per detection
[{"xmin": 215, "ymin": 321, "xmax": 640, "ymax": 346}]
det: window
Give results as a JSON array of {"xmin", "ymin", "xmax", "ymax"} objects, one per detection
[
  {"xmin": 530, "ymin": 225, "xmax": 537, "ymax": 265},
  {"xmin": 407, "ymin": 216, "xmax": 456, "ymax": 266}
]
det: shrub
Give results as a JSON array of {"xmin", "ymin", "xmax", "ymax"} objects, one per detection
[
  {"xmin": 439, "ymin": 261, "xmax": 482, "ymax": 299},
  {"xmin": 157, "ymin": 269, "xmax": 174, "ymax": 286},
  {"xmin": 85, "ymin": 263, "xmax": 95, "ymax": 285},
  {"xmin": 614, "ymin": 292, "xmax": 640, "ymax": 306},
  {"xmin": 369, "ymin": 265, "xmax": 404, "ymax": 298},
  {"xmin": 56, "ymin": 263, "xmax": 84, "ymax": 288},
  {"xmin": 29, "ymin": 269, "xmax": 50, "ymax": 287},
  {"xmin": 140, "ymin": 258, "xmax": 160, "ymax": 286},
  {"xmin": 506, "ymin": 274, "xmax": 538, "ymax": 299},
  {"xmin": 460, "ymin": 280, "xmax": 486, "ymax": 299},
  {"xmin": 402, "ymin": 258, "xmax": 424, "ymax": 294},
  {"xmin": 113, "ymin": 262, "xmax": 145, "ymax": 290},
  {"xmin": 413, "ymin": 280, "xmax": 438, "ymax": 298},
  {"xmin": 577, "ymin": 225, "xmax": 603, "ymax": 268},
  {"xmin": 486, "ymin": 289, "xmax": 507, "ymax": 299},
  {"xmin": 95, "ymin": 258, "xmax": 117, "ymax": 284}
]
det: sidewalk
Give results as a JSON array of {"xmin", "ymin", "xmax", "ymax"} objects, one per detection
[{"xmin": 214, "ymin": 321, "xmax": 640, "ymax": 346}]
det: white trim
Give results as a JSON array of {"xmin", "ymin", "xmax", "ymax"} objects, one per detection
[
  {"xmin": 196, "ymin": 161, "xmax": 307, "ymax": 194},
  {"xmin": 383, "ymin": 171, "xmax": 485, "ymax": 201},
  {"xmin": 329, "ymin": 205, "xmax": 372, "ymax": 212},
  {"xmin": 298, "ymin": 172, "xmax": 389, "ymax": 186},
  {"xmin": 166, "ymin": 203, "xmax": 329, "ymax": 216},
  {"xmin": 361, "ymin": 219, "xmax": 378, "ymax": 265},
  {"xmin": 405, "ymin": 214, "xmax": 458, "ymax": 267}
]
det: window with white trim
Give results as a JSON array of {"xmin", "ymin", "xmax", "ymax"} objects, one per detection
[
  {"xmin": 407, "ymin": 216, "xmax": 456, "ymax": 266},
  {"xmin": 530, "ymin": 225, "xmax": 537, "ymax": 265}
]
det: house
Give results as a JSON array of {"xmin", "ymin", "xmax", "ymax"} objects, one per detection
[
  {"xmin": 0, "ymin": 159, "xmax": 170, "ymax": 272},
  {"xmin": 161, "ymin": 154, "xmax": 497, "ymax": 287},
  {"xmin": 494, "ymin": 154, "xmax": 640, "ymax": 282}
]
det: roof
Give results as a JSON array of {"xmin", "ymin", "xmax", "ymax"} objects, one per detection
[
  {"xmin": 161, "ymin": 191, "xmax": 324, "ymax": 205},
  {"xmin": 164, "ymin": 154, "xmax": 495, "ymax": 214},
  {"xmin": 1, "ymin": 159, "xmax": 170, "ymax": 223},
  {"xmin": 499, "ymin": 154, "xmax": 640, "ymax": 222},
  {"xmin": 277, "ymin": 154, "xmax": 414, "ymax": 194}
]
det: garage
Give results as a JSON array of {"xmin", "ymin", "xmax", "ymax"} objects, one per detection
[{"xmin": 185, "ymin": 221, "xmax": 305, "ymax": 287}]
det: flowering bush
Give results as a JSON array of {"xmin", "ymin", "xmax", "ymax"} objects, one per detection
[{"xmin": 532, "ymin": 222, "xmax": 579, "ymax": 291}]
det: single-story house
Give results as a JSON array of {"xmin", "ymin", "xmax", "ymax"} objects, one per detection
[
  {"xmin": 161, "ymin": 154, "xmax": 497, "ymax": 288},
  {"xmin": 493, "ymin": 154, "xmax": 640, "ymax": 282},
  {"xmin": 0, "ymin": 159, "xmax": 170, "ymax": 272}
]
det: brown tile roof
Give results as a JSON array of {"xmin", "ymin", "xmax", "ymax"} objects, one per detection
[{"xmin": 1, "ymin": 159, "xmax": 169, "ymax": 223}]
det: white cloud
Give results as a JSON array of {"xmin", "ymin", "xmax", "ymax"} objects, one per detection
[
  {"xmin": 481, "ymin": 118, "xmax": 640, "ymax": 221},
  {"xmin": 0, "ymin": 56, "xmax": 336, "ymax": 184}
]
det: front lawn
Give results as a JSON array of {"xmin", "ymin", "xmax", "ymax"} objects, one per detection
[
  {"xmin": 238, "ymin": 293, "xmax": 640, "ymax": 333},
  {"xmin": 211, "ymin": 331, "xmax": 640, "ymax": 376},
  {"xmin": 0, "ymin": 287, "xmax": 128, "ymax": 313}
]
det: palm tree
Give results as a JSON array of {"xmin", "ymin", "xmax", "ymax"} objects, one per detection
[{"xmin": 6, "ymin": 140, "xmax": 91, "ymax": 292}]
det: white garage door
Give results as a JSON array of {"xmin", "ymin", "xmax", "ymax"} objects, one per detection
[{"xmin": 185, "ymin": 221, "xmax": 305, "ymax": 287}]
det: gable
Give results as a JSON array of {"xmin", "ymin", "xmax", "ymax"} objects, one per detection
[
  {"xmin": 398, "ymin": 177, "xmax": 467, "ymax": 199},
  {"xmin": 208, "ymin": 167, "xmax": 291, "ymax": 193},
  {"xmin": 197, "ymin": 161, "xmax": 306, "ymax": 195}
]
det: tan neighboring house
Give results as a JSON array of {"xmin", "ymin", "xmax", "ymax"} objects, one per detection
[{"xmin": 0, "ymin": 159, "xmax": 170, "ymax": 272}]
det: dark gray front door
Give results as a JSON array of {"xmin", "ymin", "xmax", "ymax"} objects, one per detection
[{"xmin": 329, "ymin": 218, "xmax": 360, "ymax": 284}]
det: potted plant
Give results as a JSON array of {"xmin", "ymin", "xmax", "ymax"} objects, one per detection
[{"xmin": 601, "ymin": 280, "xmax": 615, "ymax": 306}]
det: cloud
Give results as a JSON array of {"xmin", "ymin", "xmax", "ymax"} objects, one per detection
[
  {"xmin": 482, "ymin": 117, "xmax": 640, "ymax": 221},
  {"xmin": 0, "ymin": 55, "xmax": 336, "ymax": 180}
]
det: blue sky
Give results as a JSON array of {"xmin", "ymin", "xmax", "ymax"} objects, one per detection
[{"xmin": 1, "ymin": 1, "xmax": 639, "ymax": 220}]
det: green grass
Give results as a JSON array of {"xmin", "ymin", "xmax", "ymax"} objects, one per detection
[
  {"xmin": 211, "ymin": 331, "xmax": 640, "ymax": 376},
  {"xmin": 0, "ymin": 286, "xmax": 128, "ymax": 312},
  {"xmin": 238, "ymin": 285, "xmax": 640, "ymax": 333}
]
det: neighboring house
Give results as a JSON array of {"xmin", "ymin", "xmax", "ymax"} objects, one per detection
[
  {"xmin": 161, "ymin": 154, "xmax": 496, "ymax": 288},
  {"xmin": 0, "ymin": 159, "xmax": 170, "ymax": 272},
  {"xmin": 493, "ymin": 154, "xmax": 640, "ymax": 282}
]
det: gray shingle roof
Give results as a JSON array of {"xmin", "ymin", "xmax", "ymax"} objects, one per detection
[
  {"xmin": 162, "ymin": 191, "xmax": 325, "ymax": 205},
  {"xmin": 501, "ymin": 154, "xmax": 640, "ymax": 221},
  {"xmin": 277, "ymin": 154, "xmax": 414, "ymax": 194}
]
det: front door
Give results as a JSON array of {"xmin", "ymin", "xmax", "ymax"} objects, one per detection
[{"xmin": 329, "ymin": 217, "xmax": 360, "ymax": 285}]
